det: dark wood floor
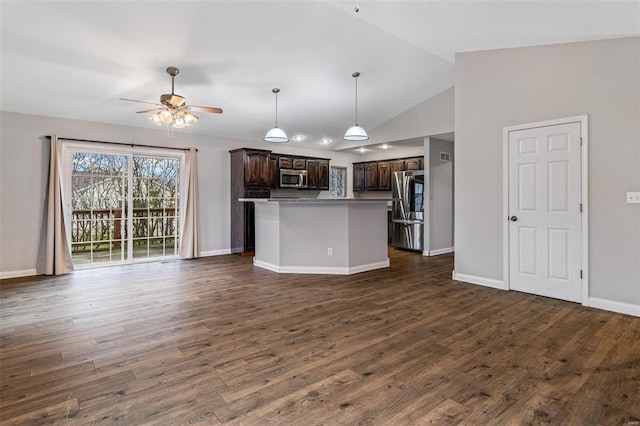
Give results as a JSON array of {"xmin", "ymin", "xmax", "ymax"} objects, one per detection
[{"xmin": 1, "ymin": 249, "xmax": 639, "ymax": 425}]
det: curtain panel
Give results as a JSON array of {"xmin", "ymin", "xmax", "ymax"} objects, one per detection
[
  {"xmin": 36, "ymin": 135, "xmax": 74, "ymax": 275},
  {"xmin": 179, "ymin": 147, "xmax": 199, "ymax": 259}
]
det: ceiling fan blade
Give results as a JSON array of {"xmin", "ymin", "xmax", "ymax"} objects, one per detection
[
  {"xmin": 120, "ymin": 98, "xmax": 163, "ymax": 107},
  {"xmin": 136, "ymin": 108, "xmax": 164, "ymax": 114},
  {"xmin": 190, "ymin": 106, "xmax": 223, "ymax": 114}
]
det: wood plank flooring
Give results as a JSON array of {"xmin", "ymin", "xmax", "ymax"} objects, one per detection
[{"xmin": 1, "ymin": 249, "xmax": 639, "ymax": 425}]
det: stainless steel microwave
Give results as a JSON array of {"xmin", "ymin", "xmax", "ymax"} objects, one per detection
[{"xmin": 280, "ymin": 169, "xmax": 308, "ymax": 188}]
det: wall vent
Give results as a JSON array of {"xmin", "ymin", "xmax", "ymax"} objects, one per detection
[{"xmin": 440, "ymin": 152, "xmax": 451, "ymax": 162}]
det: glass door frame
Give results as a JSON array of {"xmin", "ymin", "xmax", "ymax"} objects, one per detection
[{"xmin": 62, "ymin": 141, "xmax": 186, "ymax": 269}]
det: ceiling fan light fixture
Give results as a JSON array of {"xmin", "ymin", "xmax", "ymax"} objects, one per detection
[
  {"xmin": 344, "ymin": 71, "xmax": 369, "ymax": 141},
  {"xmin": 158, "ymin": 109, "xmax": 173, "ymax": 124},
  {"xmin": 122, "ymin": 66, "xmax": 223, "ymax": 131},
  {"xmin": 264, "ymin": 88, "xmax": 288, "ymax": 143},
  {"xmin": 149, "ymin": 114, "xmax": 162, "ymax": 125},
  {"xmin": 173, "ymin": 117, "xmax": 186, "ymax": 128},
  {"xmin": 184, "ymin": 112, "xmax": 198, "ymax": 126}
]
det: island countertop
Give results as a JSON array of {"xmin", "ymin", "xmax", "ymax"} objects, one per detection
[{"xmin": 247, "ymin": 197, "xmax": 390, "ymax": 275}]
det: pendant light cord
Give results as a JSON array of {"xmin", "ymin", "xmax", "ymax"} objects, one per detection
[
  {"xmin": 353, "ymin": 72, "xmax": 360, "ymax": 125},
  {"xmin": 355, "ymin": 75, "xmax": 358, "ymax": 125},
  {"xmin": 275, "ymin": 91, "xmax": 278, "ymax": 127}
]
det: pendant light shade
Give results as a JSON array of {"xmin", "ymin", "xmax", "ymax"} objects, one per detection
[
  {"xmin": 264, "ymin": 88, "xmax": 288, "ymax": 143},
  {"xmin": 344, "ymin": 71, "xmax": 368, "ymax": 141},
  {"xmin": 344, "ymin": 124, "xmax": 369, "ymax": 141}
]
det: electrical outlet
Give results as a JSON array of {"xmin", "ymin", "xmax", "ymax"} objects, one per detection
[
  {"xmin": 327, "ymin": 248, "xmax": 333, "ymax": 256},
  {"xmin": 627, "ymin": 192, "xmax": 640, "ymax": 204}
]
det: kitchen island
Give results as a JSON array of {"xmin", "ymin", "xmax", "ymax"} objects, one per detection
[{"xmin": 240, "ymin": 198, "xmax": 390, "ymax": 274}]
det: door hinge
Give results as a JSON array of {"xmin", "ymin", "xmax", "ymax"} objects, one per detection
[
  {"xmin": 580, "ymin": 203, "xmax": 583, "ymax": 212},
  {"xmin": 580, "ymin": 270, "xmax": 583, "ymax": 279},
  {"xmin": 580, "ymin": 137, "xmax": 583, "ymax": 147}
]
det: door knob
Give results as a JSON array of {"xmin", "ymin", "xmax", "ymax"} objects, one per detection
[{"xmin": 510, "ymin": 216, "xmax": 518, "ymax": 222}]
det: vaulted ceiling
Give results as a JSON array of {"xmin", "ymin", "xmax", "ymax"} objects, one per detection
[{"xmin": 1, "ymin": 1, "xmax": 638, "ymax": 150}]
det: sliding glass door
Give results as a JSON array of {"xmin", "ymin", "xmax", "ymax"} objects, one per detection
[
  {"xmin": 68, "ymin": 145, "xmax": 182, "ymax": 268},
  {"xmin": 131, "ymin": 156, "xmax": 180, "ymax": 260}
]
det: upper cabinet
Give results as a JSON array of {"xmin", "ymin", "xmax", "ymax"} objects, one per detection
[
  {"xmin": 318, "ymin": 160, "xmax": 330, "ymax": 190},
  {"xmin": 353, "ymin": 155, "xmax": 424, "ymax": 191},
  {"xmin": 242, "ymin": 149, "xmax": 271, "ymax": 186},
  {"xmin": 307, "ymin": 159, "xmax": 319, "ymax": 189},
  {"xmin": 353, "ymin": 164, "xmax": 365, "ymax": 191},
  {"xmin": 364, "ymin": 162, "xmax": 378, "ymax": 191},
  {"xmin": 293, "ymin": 158, "xmax": 307, "ymax": 170},
  {"xmin": 390, "ymin": 159, "xmax": 405, "ymax": 174},
  {"xmin": 278, "ymin": 156, "xmax": 293, "ymax": 169},
  {"xmin": 271, "ymin": 152, "xmax": 330, "ymax": 190},
  {"xmin": 377, "ymin": 161, "xmax": 391, "ymax": 191},
  {"xmin": 405, "ymin": 157, "xmax": 423, "ymax": 171},
  {"xmin": 269, "ymin": 155, "xmax": 278, "ymax": 189}
]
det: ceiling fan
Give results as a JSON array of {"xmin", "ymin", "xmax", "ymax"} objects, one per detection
[{"xmin": 120, "ymin": 66, "xmax": 223, "ymax": 128}]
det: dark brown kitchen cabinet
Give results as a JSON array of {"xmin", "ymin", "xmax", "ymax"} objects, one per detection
[
  {"xmin": 318, "ymin": 160, "xmax": 330, "ymax": 190},
  {"xmin": 353, "ymin": 164, "xmax": 365, "ymax": 191},
  {"xmin": 306, "ymin": 159, "xmax": 319, "ymax": 189},
  {"xmin": 278, "ymin": 157, "xmax": 292, "ymax": 169},
  {"xmin": 377, "ymin": 161, "xmax": 391, "ymax": 191},
  {"xmin": 230, "ymin": 148, "xmax": 271, "ymax": 254},
  {"xmin": 405, "ymin": 157, "xmax": 423, "ymax": 170},
  {"xmin": 293, "ymin": 158, "xmax": 306, "ymax": 170},
  {"xmin": 269, "ymin": 155, "xmax": 278, "ymax": 189},
  {"xmin": 353, "ymin": 156, "xmax": 423, "ymax": 191},
  {"xmin": 364, "ymin": 162, "xmax": 378, "ymax": 191},
  {"xmin": 390, "ymin": 159, "xmax": 405, "ymax": 174},
  {"xmin": 244, "ymin": 149, "xmax": 271, "ymax": 186},
  {"xmin": 273, "ymin": 153, "xmax": 330, "ymax": 190}
]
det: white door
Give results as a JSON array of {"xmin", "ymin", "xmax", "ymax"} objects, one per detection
[{"xmin": 508, "ymin": 122, "xmax": 582, "ymax": 302}]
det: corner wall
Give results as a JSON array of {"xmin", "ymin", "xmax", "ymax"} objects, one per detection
[{"xmin": 454, "ymin": 37, "xmax": 640, "ymax": 314}]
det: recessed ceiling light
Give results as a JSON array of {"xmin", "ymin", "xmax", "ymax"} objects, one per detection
[
  {"xmin": 357, "ymin": 147, "xmax": 367, "ymax": 153},
  {"xmin": 320, "ymin": 139, "xmax": 331, "ymax": 145},
  {"xmin": 293, "ymin": 135, "xmax": 304, "ymax": 141},
  {"xmin": 380, "ymin": 144, "xmax": 390, "ymax": 149}
]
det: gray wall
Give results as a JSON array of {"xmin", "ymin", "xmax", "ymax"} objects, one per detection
[
  {"xmin": 426, "ymin": 137, "xmax": 454, "ymax": 253},
  {"xmin": 455, "ymin": 37, "xmax": 640, "ymax": 307},
  {"xmin": 0, "ymin": 112, "xmax": 358, "ymax": 277}
]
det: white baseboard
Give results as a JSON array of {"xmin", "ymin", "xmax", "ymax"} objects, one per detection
[
  {"xmin": 586, "ymin": 297, "xmax": 640, "ymax": 317},
  {"xmin": 452, "ymin": 271, "xmax": 506, "ymax": 290},
  {"xmin": 199, "ymin": 249, "xmax": 232, "ymax": 257},
  {"xmin": 254, "ymin": 259, "xmax": 390, "ymax": 275},
  {"xmin": 0, "ymin": 269, "xmax": 37, "ymax": 280},
  {"xmin": 424, "ymin": 247, "xmax": 454, "ymax": 256}
]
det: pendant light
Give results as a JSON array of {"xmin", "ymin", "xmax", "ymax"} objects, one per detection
[
  {"xmin": 344, "ymin": 71, "xmax": 369, "ymax": 141},
  {"xmin": 264, "ymin": 88, "xmax": 288, "ymax": 143}
]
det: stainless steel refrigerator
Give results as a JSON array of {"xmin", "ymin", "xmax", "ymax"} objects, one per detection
[{"xmin": 391, "ymin": 170, "xmax": 425, "ymax": 251}]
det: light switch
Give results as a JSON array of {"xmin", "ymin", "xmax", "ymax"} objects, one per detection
[{"xmin": 627, "ymin": 192, "xmax": 640, "ymax": 204}]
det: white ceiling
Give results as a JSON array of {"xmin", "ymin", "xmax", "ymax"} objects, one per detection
[{"xmin": 1, "ymin": 1, "xmax": 638, "ymax": 151}]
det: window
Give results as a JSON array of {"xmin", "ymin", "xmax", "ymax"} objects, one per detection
[{"xmin": 330, "ymin": 166, "xmax": 347, "ymax": 197}]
